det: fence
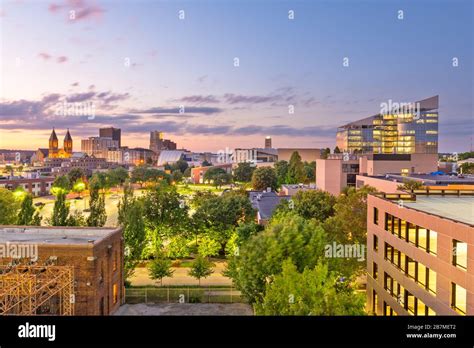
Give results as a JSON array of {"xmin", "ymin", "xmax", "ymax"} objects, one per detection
[{"xmin": 125, "ymin": 287, "xmax": 244, "ymax": 304}]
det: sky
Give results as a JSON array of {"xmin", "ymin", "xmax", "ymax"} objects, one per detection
[{"xmin": 0, "ymin": 0, "xmax": 472, "ymax": 152}]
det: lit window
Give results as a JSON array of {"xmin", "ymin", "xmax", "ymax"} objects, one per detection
[
  {"xmin": 428, "ymin": 269, "xmax": 436, "ymax": 295},
  {"xmin": 407, "ymin": 258, "xmax": 417, "ymax": 280},
  {"xmin": 408, "ymin": 223, "xmax": 417, "ymax": 245},
  {"xmin": 451, "ymin": 283, "xmax": 466, "ymax": 315},
  {"xmin": 373, "ymin": 234, "xmax": 378, "ymax": 252},
  {"xmin": 418, "ymin": 227, "xmax": 428, "ymax": 250},
  {"xmin": 429, "ymin": 230, "xmax": 437, "ymax": 255},
  {"xmin": 453, "ymin": 240, "xmax": 468, "ymax": 270},
  {"xmin": 113, "ymin": 284, "xmax": 118, "ymax": 304},
  {"xmin": 418, "ymin": 263, "xmax": 426, "ymax": 287}
]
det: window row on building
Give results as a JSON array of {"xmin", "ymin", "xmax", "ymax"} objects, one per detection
[
  {"xmin": 375, "ymin": 209, "xmax": 468, "ymax": 271},
  {"xmin": 383, "ymin": 212, "xmax": 438, "ymax": 255},
  {"xmin": 383, "ymin": 272, "xmax": 435, "ymax": 316},
  {"xmin": 383, "ymin": 242, "xmax": 437, "ymax": 295}
]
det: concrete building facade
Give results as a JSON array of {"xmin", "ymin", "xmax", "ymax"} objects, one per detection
[{"xmin": 366, "ymin": 191, "xmax": 474, "ymax": 316}]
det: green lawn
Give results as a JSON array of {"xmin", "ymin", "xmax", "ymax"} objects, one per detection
[{"xmin": 176, "ymin": 183, "xmax": 228, "ymax": 195}]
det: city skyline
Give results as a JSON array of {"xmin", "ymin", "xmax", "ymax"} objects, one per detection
[{"xmin": 1, "ymin": 0, "xmax": 472, "ymax": 152}]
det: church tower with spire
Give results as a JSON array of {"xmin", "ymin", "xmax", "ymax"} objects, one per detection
[
  {"xmin": 49, "ymin": 128, "xmax": 59, "ymax": 158},
  {"xmin": 47, "ymin": 128, "xmax": 72, "ymax": 158},
  {"xmin": 64, "ymin": 129, "xmax": 73, "ymax": 155}
]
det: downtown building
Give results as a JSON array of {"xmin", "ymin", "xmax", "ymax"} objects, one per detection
[
  {"xmin": 316, "ymin": 96, "xmax": 439, "ymax": 195},
  {"xmin": 336, "ymin": 96, "xmax": 439, "ymax": 155},
  {"xmin": 366, "ymin": 189, "xmax": 474, "ymax": 316}
]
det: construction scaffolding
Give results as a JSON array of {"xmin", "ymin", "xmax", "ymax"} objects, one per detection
[{"xmin": 0, "ymin": 262, "xmax": 75, "ymax": 316}]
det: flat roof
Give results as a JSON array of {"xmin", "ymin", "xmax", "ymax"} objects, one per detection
[
  {"xmin": 403, "ymin": 196, "xmax": 474, "ymax": 226},
  {"xmin": 370, "ymin": 173, "xmax": 474, "ymax": 185},
  {"xmin": 0, "ymin": 226, "xmax": 121, "ymax": 245}
]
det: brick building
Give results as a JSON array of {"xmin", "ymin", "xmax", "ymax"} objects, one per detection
[{"xmin": 0, "ymin": 226, "xmax": 124, "ymax": 315}]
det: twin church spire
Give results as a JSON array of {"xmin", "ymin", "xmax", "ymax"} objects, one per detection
[{"xmin": 48, "ymin": 128, "xmax": 73, "ymax": 158}]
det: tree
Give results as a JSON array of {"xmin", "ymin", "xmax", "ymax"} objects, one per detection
[
  {"xmin": 148, "ymin": 253, "xmax": 174, "ymax": 286},
  {"xmin": 131, "ymin": 166, "xmax": 148, "ymax": 187},
  {"xmin": 183, "ymin": 167, "xmax": 192, "ymax": 178},
  {"xmin": 87, "ymin": 185, "xmax": 107, "ymax": 227},
  {"xmin": 50, "ymin": 191, "xmax": 70, "ymax": 226},
  {"xmin": 321, "ymin": 148, "xmax": 331, "ymax": 159},
  {"xmin": 397, "ymin": 180, "xmax": 424, "ymax": 191},
  {"xmin": 53, "ymin": 175, "xmax": 71, "ymax": 192},
  {"xmin": 303, "ymin": 161, "xmax": 316, "ymax": 182},
  {"xmin": 198, "ymin": 235, "xmax": 221, "ymax": 257},
  {"xmin": 233, "ymin": 162, "xmax": 255, "ymax": 182},
  {"xmin": 255, "ymin": 259, "xmax": 365, "ymax": 315},
  {"xmin": 190, "ymin": 190, "xmax": 215, "ymax": 209},
  {"xmin": 171, "ymin": 159, "xmax": 189, "ymax": 174},
  {"xmin": 32, "ymin": 211, "xmax": 42, "ymax": 226},
  {"xmin": 89, "ymin": 172, "xmax": 110, "ymax": 192},
  {"xmin": 201, "ymin": 160, "xmax": 212, "ymax": 167},
  {"xmin": 0, "ymin": 188, "xmax": 21, "ymax": 224},
  {"xmin": 122, "ymin": 199, "xmax": 147, "ymax": 280},
  {"xmin": 213, "ymin": 172, "xmax": 232, "ymax": 188},
  {"xmin": 203, "ymin": 167, "xmax": 226, "ymax": 184},
  {"xmin": 67, "ymin": 168, "xmax": 84, "ymax": 184},
  {"xmin": 334, "ymin": 146, "xmax": 342, "ymax": 154},
  {"xmin": 171, "ymin": 170, "xmax": 183, "ymax": 183},
  {"xmin": 17, "ymin": 194, "xmax": 36, "ymax": 225},
  {"xmin": 67, "ymin": 210, "xmax": 86, "ymax": 226},
  {"xmin": 458, "ymin": 151, "xmax": 474, "ymax": 161},
  {"xmin": 118, "ymin": 182, "xmax": 134, "ymax": 225},
  {"xmin": 323, "ymin": 185, "xmax": 376, "ymax": 245},
  {"xmin": 274, "ymin": 160, "xmax": 289, "ymax": 186},
  {"xmin": 458, "ymin": 162, "xmax": 474, "ymax": 174},
  {"xmin": 188, "ymin": 255, "xmax": 214, "ymax": 286},
  {"xmin": 287, "ymin": 151, "xmax": 306, "ymax": 184},
  {"xmin": 279, "ymin": 190, "xmax": 336, "ymax": 222},
  {"xmin": 226, "ymin": 212, "xmax": 327, "ymax": 304},
  {"xmin": 251, "ymin": 167, "xmax": 278, "ymax": 191},
  {"xmin": 234, "ymin": 222, "xmax": 261, "ymax": 245},
  {"xmin": 145, "ymin": 168, "xmax": 169, "ymax": 183},
  {"xmin": 72, "ymin": 179, "xmax": 86, "ymax": 198},
  {"xmin": 143, "ymin": 182, "xmax": 189, "ymax": 239},
  {"xmin": 166, "ymin": 236, "xmax": 192, "ymax": 259},
  {"xmin": 108, "ymin": 167, "xmax": 129, "ymax": 187},
  {"xmin": 192, "ymin": 193, "xmax": 255, "ymax": 249}
]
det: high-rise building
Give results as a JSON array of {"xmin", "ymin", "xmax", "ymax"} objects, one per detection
[
  {"xmin": 99, "ymin": 127, "xmax": 121, "ymax": 147},
  {"xmin": 336, "ymin": 96, "xmax": 439, "ymax": 154},
  {"xmin": 265, "ymin": 136, "xmax": 272, "ymax": 148},
  {"xmin": 150, "ymin": 131, "xmax": 177, "ymax": 153},
  {"xmin": 81, "ymin": 137, "xmax": 119, "ymax": 158},
  {"xmin": 367, "ymin": 190, "xmax": 474, "ymax": 316}
]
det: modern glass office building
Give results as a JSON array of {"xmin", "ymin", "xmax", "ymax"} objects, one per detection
[{"xmin": 336, "ymin": 96, "xmax": 439, "ymax": 154}]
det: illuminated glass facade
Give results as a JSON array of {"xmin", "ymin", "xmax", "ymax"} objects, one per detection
[{"xmin": 336, "ymin": 96, "xmax": 438, "ymax": 154}]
